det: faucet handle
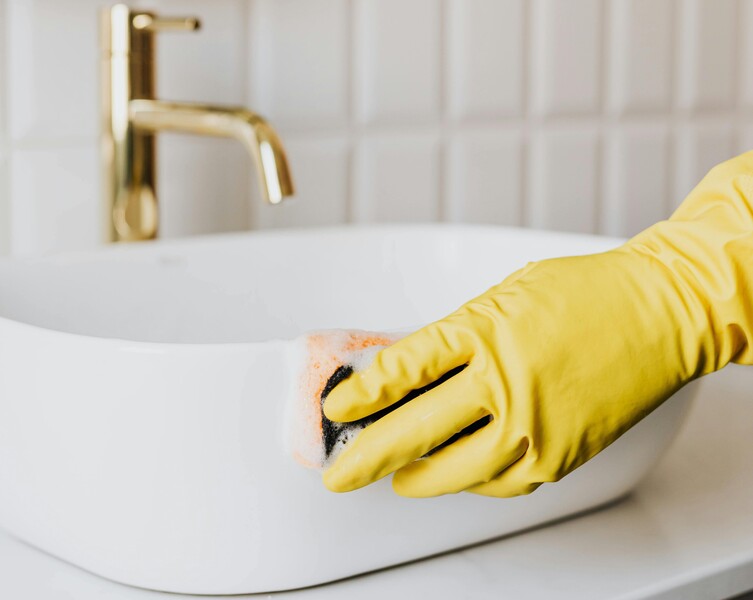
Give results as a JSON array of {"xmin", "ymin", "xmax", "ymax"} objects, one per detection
[{"xmin": 132, "ymin": 14, "xmax": 201, "ymax": 33}]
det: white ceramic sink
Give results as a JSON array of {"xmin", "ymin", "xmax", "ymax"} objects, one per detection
[{"xmin": 0, "ymin": 224, "xmax": 698, "ymax": 594}]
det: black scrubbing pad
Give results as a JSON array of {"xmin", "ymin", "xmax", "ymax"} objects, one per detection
[
  {"xmin": 320, "ymin": 365, "xmax": 356, "ymax": 459},
  {"xmin": 319, "ymin": 363, "xmax": 490, "ymax": 460}
]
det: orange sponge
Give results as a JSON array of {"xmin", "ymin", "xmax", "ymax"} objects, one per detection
[{"xmin": 287, "ymin": 329, "xmax": 403, "ymax": 469}]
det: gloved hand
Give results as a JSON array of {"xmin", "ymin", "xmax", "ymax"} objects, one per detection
[{"xmin": 322, "ymin": 151, "xmax": 753, "ymax": 497}]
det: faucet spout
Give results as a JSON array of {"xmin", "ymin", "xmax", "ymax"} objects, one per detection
[
  {"xmin": 101, "ymin": 5, "xmax": 295, "ymax": 242},
  {"xmin": 130, "ymin": 99, "xmax": 294, "ymax": 205}
]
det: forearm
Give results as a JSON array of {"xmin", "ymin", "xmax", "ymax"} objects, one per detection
[{"xmin": 627, "ymin": 151, "xmax": 753, "ymax": 370}]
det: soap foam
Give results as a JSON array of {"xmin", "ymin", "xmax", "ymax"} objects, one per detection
[{"xmin": 285, "ymin": 329, "xmax": 404, "ymax": 470}]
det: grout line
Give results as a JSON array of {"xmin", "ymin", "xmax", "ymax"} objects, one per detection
[
  {"xmin": 437, "ymin": 0, "xmax": 447, "ymax": 222},
  {"xmin": 731, "ymin": 0, "xmax": 742, "ymax": 155},
  {"xmin": 0, "ymin": 0, "xmax": 5, "ymax": 145},
  {"xmin": 738, "ymin": 0, "xmax": 753, "ymax": 130},
  {"xmin": 343, "ymin": 0, "xmax": 356, "ymax": 223},
  {"xmin": 241, "ymin": 0, "xmax": 251, "ymax": 107},
  {"xmin": 0, "ymin": 0, "xmax": 10, "ymax": 255},
  {"xmin": 731, "ymin": 0, "xmax": 742, "ymax": 111},
  {"xmin": 596, "ymin": 0, "xmax": 607, "ymax": 118},
  {"xmin": 344, "ymin": 134, "xmax": 354, "ymax": 223},
  {"xmin": 265, "ymin": 111, "xmax": 746, "ymax": 147},
  {"xmin": 593, "ymin": 0, "xmax": 609, "ymax": 235},
  {"xmin": 270, "ymin": 111, "xmax": 753, "ymax": 139},
  {"xmin": 593, "ymin": 128, "xmax": 604, "ymax": 235},
  {"xmin": 665, "ymin": 118, "xmax": 676, "ymax": 218},
  {"xmin": 518, "ymin": 0, "xmax": 531, "ymax": 228},
  {"xmin": 240, "ymin": 0, "xmax": 253, "ymax": 230},
  {"xmin": 666, "ymin": 0, "xmax": 679, "ymax": 216},
  {"xmin": 346, "ymin": 0, "xmax": 357, "ymax": 224}
]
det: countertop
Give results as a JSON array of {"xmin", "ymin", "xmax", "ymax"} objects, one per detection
[{"xmin": 1, "ymin": 365, "xmax": 752, "ymax": 600}]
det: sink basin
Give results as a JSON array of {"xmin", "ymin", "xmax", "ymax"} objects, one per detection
[{"xmin": 0, "ymin": 224, "xmax": 697, "ymax": 594}]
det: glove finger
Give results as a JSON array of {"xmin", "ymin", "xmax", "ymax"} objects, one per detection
[
  {"xmin": 322, "ymin": 372, "xmax": 486, "ymax": 493},
  {"xmin": 392, "ymin": 425, "xmax": 529, "ymax": 497},
  {"xmin": 324, "ymin": 318, "xmax": 474, "ymax": 422},
  {"xmin": 467, "ymin": 455, "xmax": 542, "ymax": 498}
]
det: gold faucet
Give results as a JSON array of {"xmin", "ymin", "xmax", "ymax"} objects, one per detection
[{"xmin": 100, "ymin": 4, "xmax": 295, "ymax": 242}]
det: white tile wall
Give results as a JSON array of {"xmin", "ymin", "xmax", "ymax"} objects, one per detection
[
  {"xmin": 158, "ymin": 136, "xmax": 250, "ymax": 239},
  {"xmin": 739, "ymin": 125, "xmax": 753, "ymax": 155},
  {"xmin": 9, "ymin": 146, "xmax": 100, "ymax": 255},
  {"xmin": 676, "ymin": 0, "xmax": 738, "ymax": 111},
  {"xmin": 0, "ymin": 0, "xmax": 751, "ymax": 256},
  {"xmin": 528, "ymin": 128, "xmax": 600, "ymax": 234},
  {"xmin": 607, "ymin": 0, "xmax": 673, "ymax": 114},
  {"xmin": 446, "ymin": 0, "xmax": 524, "ymax": 120},
  {"xmin": 354, "ymin": 0, "xmax": 441, "ymax": 125},
  {"xmin": 0, "ymin": 154, "xmax": 8, "ymax": 256},
  {"xmin": 674, "ymin": 121, "xmax": 737, "ymax": 208},
  {"xmin": 603, "ymin": 125, "xmax": 670, "ymax": 236},
  {"xmin": 252, "ymin": 134, "xmax": 349, "ymax": 228},
  {"xmin": 741, "ymin": 0, "xmax": 753, "ymax": 108},
  {"xmin": 0, "ymin": 0, "xmax": 8, "ymax": 254},
  {"xmin": 143, "ymin": 0, "xmax": 247, "ymax": 105},
  {"xmin": 7, "ymin": 0, "xmax": 102, "ymax": 142},
  {"xmin": 354, "ymin": 133, "xmax": 440, "ymax": 222},
  {"xmin": 446, "ymin": 130, "xmax": 522, "ymax": 225},
  {"xmin": 530, "ymin": 0, "xmax": 602, "ymax": 116},
  {"xmin": 248, "ymin": 0, "xmax": 350, "ymax": 129}
]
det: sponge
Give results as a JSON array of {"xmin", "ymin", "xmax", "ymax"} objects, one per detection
[
  {"xmin": 287, "ymin": 330, "xmax": 402, "ymax": 469},
  {"xmin": 287, "ymin": 329, "xmax": 488, "ymax": 471}
]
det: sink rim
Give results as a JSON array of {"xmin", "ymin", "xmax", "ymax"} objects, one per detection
[{"xmin": 0, "ymin": 223, "xmax": 626, "ymax": 349}]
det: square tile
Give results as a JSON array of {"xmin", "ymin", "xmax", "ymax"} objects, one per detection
[
  {"xmin": 354, "ymin": 0, "xmax": 441, "ymax": 125},
  {"xmin": 10, "ymin": 146, "xmax": 101, "ymax": 256},
  {"xmin": 607, "ymin": 0, "xmax": 673, "ymax": 114},
  {"xmin": 354, "ymin": 133, "xmax": 440, "ymax": 222},
  {"xmin": 603, "ymin": 125, "xmax": 670, "ymax": 237},
  {"xmin": 0, "ymin": 0, "xmax": 6, "ymax": 143},
  {"xmin": 673, "ymin": 122, "xmax": 735, "ymax": 208},
  {"xmin": 7, "ymin": 0, "xmax": 102, "ymax": 142},
  {"xmin": 157, "ymin": 136, "xmax": 250, "ymax": 239},
  {"xmin": 0, "ymin": 153, "xmax": 8, "ymax": 256},
  {"xmin": 676, "ymin": 0, "xmax": 737, "ymax": 110},
  {"xmin": 446, "ymin": 0, "xmax": 524, "ymax": 120},
  {"xmin": 446, "ymin": 130, "xmax": 522, "ymax": 225},
  {"xmin": 138, "ymin": 0, "xmax": 247, "ymax": 105},
  {"xmin": 739, "ymin": 0, "xmax": 753, "ymax": 108},
  {"xmin": 530, "ymin": 0, "xmax": 602, "ymax": 116},
  {"xmin": 527, "ymin": 128, "xmax": 600, "ymax": 233},
  {"xmin": 251, "ymin": 135, "xmax": 349, "ymax": 229},
  {"xmin": 248, "ymin": 0, "xmax": 349, "ymax": 129}
]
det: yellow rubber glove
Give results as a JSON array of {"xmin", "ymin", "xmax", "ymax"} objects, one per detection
[{"xmin": 322, "ymin": 151, "xmax": 753, "ymax": 498}]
